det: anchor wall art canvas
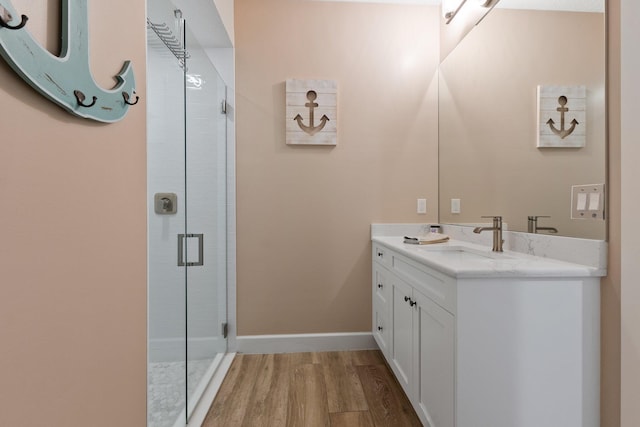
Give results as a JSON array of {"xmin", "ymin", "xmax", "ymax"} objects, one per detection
[
  {"xmin": 537, "ymin": 85, "xmax": 586, "ymax": 148},
  {"xmin": 286, "ymin": 79, "xmax": 337, "ymax": 145}
]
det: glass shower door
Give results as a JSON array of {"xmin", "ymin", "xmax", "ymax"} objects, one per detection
[
  {"xmin": 183, "ymin": 25, "xmax": 228, "ymax": 419},
  {"xmin": 147, "ymin": 4, "xmax": 188, "ymax": 426},
  {"xmin": 147, "ymin": 2, "xmax": 228, "ymax": 426}
]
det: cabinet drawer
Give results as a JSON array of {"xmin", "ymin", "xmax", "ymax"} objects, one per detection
[
  {"xmin": 393, "ymin": 253, "xmax": 456, "ymax": 315},
  {"xmin": 373, "ymin": 244, "xmax": 392, "ymax": 269}
]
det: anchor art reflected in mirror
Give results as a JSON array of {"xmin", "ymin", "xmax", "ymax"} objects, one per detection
[
  {"xmin": 438, "ymin": 0, "xmax": 606, "ymax": 240},
  {"xmin": 537, "ymin": 85, "xmax": 586, "ymax": 148}
]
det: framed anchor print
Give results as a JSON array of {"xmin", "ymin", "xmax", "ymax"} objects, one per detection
[
  {"xmin": 286, "ymin": 79, "xmax": 337, "ymax": 145},
  {"xmin": 537, "ymin": 85, "xmax": 586, "ymax": 148}
]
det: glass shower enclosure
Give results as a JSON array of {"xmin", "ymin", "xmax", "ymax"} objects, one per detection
[{"xmin": 146, "ymin": 1, "xmax": 228, "ymax": 425}]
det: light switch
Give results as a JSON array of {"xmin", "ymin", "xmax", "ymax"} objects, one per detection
[
  {"xmin": 588, "ymin": 193, "xmax": 600, "ymax": 211},
  {"xmin": 417, "ymin": 198, "xmax": 427, "ymax": 214},
  {"xmin": 451, "ymin": 198, "xmax": 461, "ymax": 214},
  {"xmin": 571, "ymin": 184, "xmax": 605, "ymax": 220},
  {"xmin": 577, "ymin": 193, "xmax": 588, "ymax": 211}
]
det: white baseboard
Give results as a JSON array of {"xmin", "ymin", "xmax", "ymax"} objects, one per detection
[{"xmin": 234, "ymin": 332, "xmax": 377, "ymax": 354}]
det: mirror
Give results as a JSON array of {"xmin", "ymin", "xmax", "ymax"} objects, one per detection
[{"xmin": 438, "ymin": 0, "xmax": 606, "ymax": 240}]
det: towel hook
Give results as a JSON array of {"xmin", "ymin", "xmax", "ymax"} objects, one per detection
[
  {"xmin": 122, "ymin": 91, "xmax": 139, "ymax": 106},
  {"xmin": 74, "ymin": 90, "xmax": 97, "ymax": 108},
  {"xmin": 0, "ymin": 11, "xmax": 28, "ymax": 30}
]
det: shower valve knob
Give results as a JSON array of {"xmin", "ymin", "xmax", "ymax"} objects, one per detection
[{"xmin": 154, "ymin": 193, "xmax": 177, "ymax": 215}]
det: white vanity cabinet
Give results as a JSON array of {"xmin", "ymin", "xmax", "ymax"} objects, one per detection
[
  {"xmin": 371, "ymin": 239, "xmax": 600, "ymax": 427},
  {"xmin": 373, "ymin": 244, "xmax": 455, "ymax": 427}
]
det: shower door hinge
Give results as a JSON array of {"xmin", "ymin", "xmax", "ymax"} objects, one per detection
[
  {"xmin": 221, "ymin": 100, "xmax": 227, "ymax": 115},
  {"xmin": 222, "ymin": 322, "xmax": 228, "ymax": 339}
]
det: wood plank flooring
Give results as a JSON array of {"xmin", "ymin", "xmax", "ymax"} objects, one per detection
[{"xmin": 202, "ymin": 350, "xmax": 422, "ymax": 427}]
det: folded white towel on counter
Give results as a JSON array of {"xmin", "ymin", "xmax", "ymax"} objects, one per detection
[{"xmin": 403, "ymin": 233, "xmax": 450, "ymax": 245}]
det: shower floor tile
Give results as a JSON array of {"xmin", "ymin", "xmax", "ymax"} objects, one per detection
[{"xmin": 148, "ymin": 358, "xmax": 214, "ymax": 427}]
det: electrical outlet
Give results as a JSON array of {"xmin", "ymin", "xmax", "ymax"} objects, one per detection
[
  {"xmin": 417, "ymin": 198, "xmax": 427, "ymax": 214},
  {"xmin": 451, "ymin": 198, "xmax": 461, "ymax": 214}
]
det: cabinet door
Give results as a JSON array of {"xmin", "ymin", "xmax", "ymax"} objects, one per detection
[
  {"xmin": 414, "ymin": 290, "xmax": 455, "ymax": 427},
  {"xmin": 373, "ymin": 302, "xmax": 390, "ymax": 356},
  {"xmin": 390, "ymin": 277, "xmax": 415, "ymax": 395},
  {"xmin": 372, "ymin": 266, "xmax": 391, "ymax": 356},
  {"xmin": 373, "ymin": 266, "xmax": 390, "ymax": 306}
]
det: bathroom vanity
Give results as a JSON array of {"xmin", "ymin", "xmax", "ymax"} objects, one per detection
[{"xmin": 371, "ymin": 231, "xmax": 603, "ymax": 427}]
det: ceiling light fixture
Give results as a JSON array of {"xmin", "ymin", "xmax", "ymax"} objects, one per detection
[
  {"xmin": 444, "ymin": 0, "xmax": 497, "ymax": 24},
  {"xmin": 443, "ymin": 0, "xmax": 466, "ymax": 22}
]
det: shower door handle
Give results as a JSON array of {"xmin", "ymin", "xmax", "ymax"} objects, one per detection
[{"xmin": 177, "ymin": 234, "xmax": 204, "ymax": 266}]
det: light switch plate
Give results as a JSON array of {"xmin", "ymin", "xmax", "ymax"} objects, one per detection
[{"xmin": 571, "ymin": 184, "xmax": 604, "ymax": 220}]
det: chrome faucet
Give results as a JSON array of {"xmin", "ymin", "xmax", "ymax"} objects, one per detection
[
  {"xmin": 527, "ymin": 216, "xmax": 558, "ymax": 234},
  {"xmin": 473, "ymin": 216, "xmax": 504, "ymax": 252}
]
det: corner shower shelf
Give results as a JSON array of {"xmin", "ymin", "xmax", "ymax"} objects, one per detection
[{"xmin": 147, "ymin": 18, "xmax": 190, "ymax": 69}]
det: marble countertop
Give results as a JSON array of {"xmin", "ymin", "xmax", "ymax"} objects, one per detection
[{"xmin": 372, "ymin": 236, "xmax": 606, "ymax": 279}]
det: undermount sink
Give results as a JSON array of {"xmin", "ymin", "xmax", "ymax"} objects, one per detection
[{"xmin": 416, "ymin": 245, "xmax": 513, "ymax": 260}]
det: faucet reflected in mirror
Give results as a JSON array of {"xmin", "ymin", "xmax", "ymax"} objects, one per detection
[
  {"xmin": 528, "ymin": 216, "xmax": 559, "ymax": 234},
  {"xmin": 473, "ymin": 216, "xmax": 504, "ymax": 252}
]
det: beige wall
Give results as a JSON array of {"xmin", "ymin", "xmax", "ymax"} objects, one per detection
[
  {"xmin": 235, "ymin": 0, "xmax": 439, "ymax": 335},
  {"xmin": 0, "ymin": 1, "xmax": 147, "ymax": 426},
  {"xmin": 619, "ymin": 0, "xmax": 640, "ymax": 425},
  {"xmin": 603, "ymin": 0, "xmax": 622, "ymax": 425}
]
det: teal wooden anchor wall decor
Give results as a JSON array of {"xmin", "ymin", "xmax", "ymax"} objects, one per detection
[{"xmin": 0, "ymin": 0, "xmax": 138, "ymax": 123}]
